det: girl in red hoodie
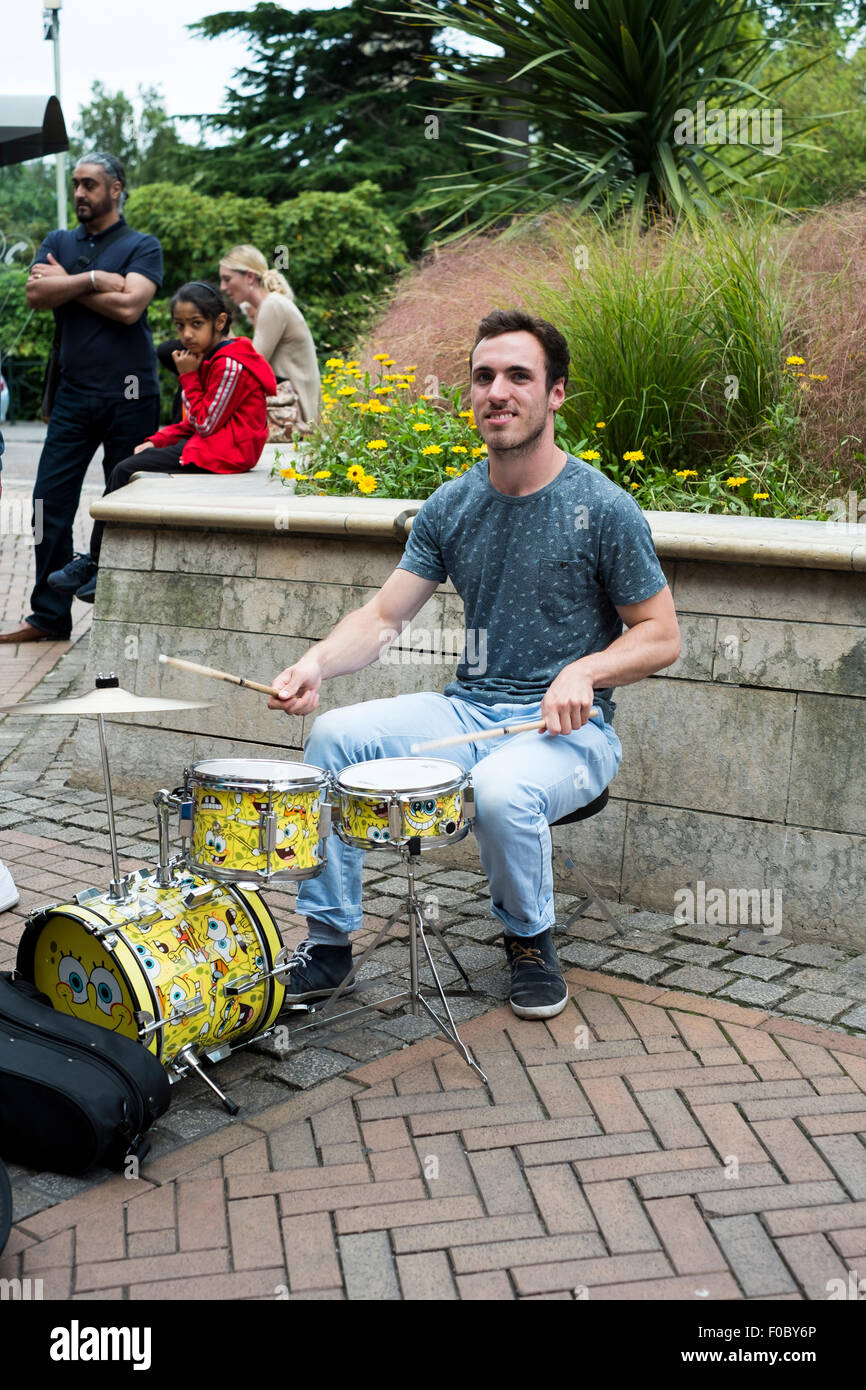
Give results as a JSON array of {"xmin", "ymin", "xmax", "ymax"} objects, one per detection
[{"xmin": 47, "ymin": 281, "xmax": 278, "ymax": 602}]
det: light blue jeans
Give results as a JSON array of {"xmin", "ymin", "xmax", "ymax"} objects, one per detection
[{"xmin": 296, "ymin": 692, "xmax": 622, "ymax": 943}]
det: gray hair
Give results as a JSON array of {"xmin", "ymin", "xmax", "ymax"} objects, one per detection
[{"xmin": 75, "ymin": 151, "xmax": 127, "ymax": 209}]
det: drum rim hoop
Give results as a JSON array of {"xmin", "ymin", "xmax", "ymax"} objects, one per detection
[
  {"xmin": 336, "ymin": 758, "xmax": 469, "ymax": 797},
  {"xmin": 187, "ymin": 761, "xmax": 328, "ymax": 794},
  {"xmin": 336, "ymin": 774, "xmax": 469, "ymax": 799}
]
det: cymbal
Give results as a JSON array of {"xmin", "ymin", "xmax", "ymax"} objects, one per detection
[{"xmin": 0, "ymin": 686, "xmax": 211, "ymax": 716}]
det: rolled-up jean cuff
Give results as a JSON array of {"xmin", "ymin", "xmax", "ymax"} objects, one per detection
[
  {"xmin": 491, "ymin": 906, "xmax": 556, "ymax": 938},
  {"xmin": 305, "ymin": 915, "xmax": 360, "ymax": 946}
]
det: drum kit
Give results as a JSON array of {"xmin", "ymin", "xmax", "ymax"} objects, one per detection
[{"xmin": 2, "ymin": 663, "xmax": 489, "ymax": 1113}]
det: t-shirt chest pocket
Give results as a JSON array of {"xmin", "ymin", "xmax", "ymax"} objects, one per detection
[{"xmin": 537, "ymin": 558, "xmax": 596, "ymax": 622}]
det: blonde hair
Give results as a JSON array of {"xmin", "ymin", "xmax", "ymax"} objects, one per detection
[{"xmin": 220, "ymin": 244, "xmax": 294, "ymax": 301}]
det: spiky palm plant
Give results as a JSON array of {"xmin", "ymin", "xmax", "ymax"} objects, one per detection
[{"xmin": 396, "ymin": 0, "xmax": 825, "ymax": 232}]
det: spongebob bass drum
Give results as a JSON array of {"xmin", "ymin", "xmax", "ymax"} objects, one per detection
[
  {"xmin": 16, "ymin": 869, "xmax": 287, "ymax": 1074},
  {"xmin": 184, "ymin": 759, "xmax": 331, "ymax": 885}
]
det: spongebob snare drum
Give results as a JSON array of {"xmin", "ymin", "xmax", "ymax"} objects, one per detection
[
  {"xmin": 184, "ymin": 759, "xmax": 331, "ymax": 884},
  {"xmin": 16, "ymin": 869, "xmax": 286, "ymax": 1072},
  {"xmin": 334, "ymin": 758, "xmax": 473, "ymax": 850}
]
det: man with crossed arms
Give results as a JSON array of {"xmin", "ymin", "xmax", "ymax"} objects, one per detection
[{"xmin": 269, "ymin": 308, "xmax": 681, "ymax": 1019}]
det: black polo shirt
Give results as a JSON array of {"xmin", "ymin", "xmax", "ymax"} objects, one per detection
[{"xmin": 34, "ymin": 216, "xmax": 163, "ymax": 399}]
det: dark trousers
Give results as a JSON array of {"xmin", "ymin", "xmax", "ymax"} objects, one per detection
[
  {"xmin": 29, "ymin": 380, "xmax": 160, "ymax": 637},
  {"xmin": 90, "ymin": 444, "xmax": 211, "ymax": 562}
]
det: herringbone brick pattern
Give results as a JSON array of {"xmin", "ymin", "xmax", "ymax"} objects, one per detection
[{"xmin": 4, "ymin": 971, "xmax": 866, "ymax": 1300}]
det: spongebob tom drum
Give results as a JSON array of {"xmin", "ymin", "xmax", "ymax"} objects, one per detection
[
  {"xmin": 185, "ymin": 759, "xmax": 330, "ymax": 884},
  {"xmin": 334, "ymin": 758, "xmax": 472, "ymax": 850}
]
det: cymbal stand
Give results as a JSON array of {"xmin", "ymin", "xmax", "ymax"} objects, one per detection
[{"xmin": 94, "ymin": 679, "xmax": 132, "ymax": 902}]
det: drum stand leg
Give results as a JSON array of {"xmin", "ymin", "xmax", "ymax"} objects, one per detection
[
  {"xmin": 383, "ymin": 898, "xmax": 474, "ymax": 993},
  {"xmin": 287, "ymin": 845, "xmax": 487, "ymax": 1085},
  {"xmin": 176, "ymin": 1045, "xmax": 240, "ymax": 1116}
]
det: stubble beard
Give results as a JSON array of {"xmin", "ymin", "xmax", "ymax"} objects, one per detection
[{"xmin": 483, "ymin": 408, "xmax": 549, "ymax": 462}]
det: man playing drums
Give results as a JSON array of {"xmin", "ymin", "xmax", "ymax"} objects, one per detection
[{"xmin": 268, "ymin": 309, "xmax": 681, "ymax": 1020}]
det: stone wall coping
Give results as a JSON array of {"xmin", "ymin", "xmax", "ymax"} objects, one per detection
[{"xmin": 89, "ymin": 467, "xmax": 866, "ymax": 569}]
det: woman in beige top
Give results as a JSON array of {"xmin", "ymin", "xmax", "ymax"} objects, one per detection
[{"xmin": 218, "ymin": 245, "xmax": 322, "ymax": 424}]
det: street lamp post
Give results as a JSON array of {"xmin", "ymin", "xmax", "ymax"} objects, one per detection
[{"xmin": 42, "ymin": 0, "xmax": 65, "ymax": 229}]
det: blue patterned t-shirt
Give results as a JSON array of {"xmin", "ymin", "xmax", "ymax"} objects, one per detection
[{"xmin": 397, "ymin": 454, "xmax": 667, "ymax": 723}]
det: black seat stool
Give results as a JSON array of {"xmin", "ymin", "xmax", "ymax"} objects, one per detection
[{"xmin": 549, "ymin": 787, "xmax": 628, "ymax": 937}]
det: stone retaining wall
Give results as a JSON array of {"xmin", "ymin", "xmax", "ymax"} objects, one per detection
[{"xmin": 73, "ymin": 464, "xmax": 866, "ymax": 949}]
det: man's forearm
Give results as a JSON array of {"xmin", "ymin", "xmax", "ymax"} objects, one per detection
[
  {"xmin": 26, "ymin": 272, "xmax": 93, "ymax": 310},
  {"xmin": 570, "ymin": 620, "xmax": 680, "ymax": 689},
  {"xmin": 77, "ymin": 290, "xmax": 137, "ymax": 323},
  {"xmin": 306, "ymin": 602, "xmax": 394, "ymax": 680}
]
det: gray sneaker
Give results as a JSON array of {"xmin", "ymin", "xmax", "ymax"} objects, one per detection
[
  {"xmin": 280, "ymin": 939, "xmax": 356, "ymax": 1004},
  {"xmin": 504, "ymin": 929, "xmax": 569, "ymax": 1019}
]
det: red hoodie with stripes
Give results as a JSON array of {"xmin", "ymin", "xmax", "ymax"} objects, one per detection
[{"xmin": 145, "ymin": 336, "xmax": 278, "ymax": 473}]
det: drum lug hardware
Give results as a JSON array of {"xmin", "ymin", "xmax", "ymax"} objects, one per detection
[
  {"xmin": 135, "ymin": 996, "xmax": 205, "ymax": 1037},
  {"xmin": 388, "ymin": 799, "xmax": 402, "ymax": 842},
  {"xmin": 223, "ymin": 973, "xmax": 261, "ymax": 998},
  {"xmin": 134, "ymin": 1010, "xmax": 155, "ymax": 1040},
  {"xmin": 464, "ymin": 785, "xmax": 476, "ymax": 820},
  {"xmin": 226, "ymin": 944, "xmax": 291, "ymax": 994},
  {"xmin": 26, "ymin": 905, "xmax": 56, "ymax": 929},
  {"xmin": 258, "ymin": 810, "xmax": 277, "ymax": 856},
  {"xmin": 182, "ymin": 883, "xmax": 216, "ymax": 907},
  {"xmin": 89, "ymin": 922, "xmax": 120, "ymax": 943},
  {"xmin": 319, "ymin": 801, "xmax": 332, "ymax": 839},
  {"xmin": 135, "ymin": 902, "xmax": 164, "ymax": 926},
  {"xmin": 74, "ymin": 887, "xmax": 103, "ymax": 907}
]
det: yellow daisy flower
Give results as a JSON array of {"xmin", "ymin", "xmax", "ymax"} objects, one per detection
[
  {"xmin": 752, "ymin": 492, "xmax": 769, "ymax": 500},
  {"xmin": 785, "ymin": 355, "xmax": 805, "ymax": 365},
  {"xmin": 336, "ymin": 386, "xmax": 358, "ymax": 396},
  {"xmin": 471, "ymin": 446, "xmax": 487, "ymax": 456},
  {"xmin": 451, "ymin": 446, "xmax": 468, "ymax": 454},
  {"xmin": 325, "ymin": 358, "xmax": 344, "ymax": 368},
  {"xmin": 347, "ymin": 465, "xmax": 367, "ymax": 480},
  {"xmin": 596, "ymin": 421, "xmax": 606, "ymax": 428},
  {"xmin": 373, "ymin": 386, "xmax": 394, "ymax": 394},
  {"xmin": 445, "ymin": 467, "xmax": 457, "ymax": 476},
  {"xmin": 413, "ymin": 423, "xmax": 432, "ymax": 432},
  {"xmin": 313, "ymin": 470, "xmax": 332, "ymax": 479},
  {"xmin": 279, "ymin": 467, "xmax": 297, "ymax": 480},
  {"xmin": 623, "ymin": 450, "xmax": 645, "ymax": 463},
  {"xmin": 373, "ymin": 353, "xmax": 390, "ymax": 362},
  {"xmin": 725, "ymin": 476, "xmax": 748, "ymax": 488},
  {"xmin": 358, "ymin": 476, "xmax": 378, "ymax": 493},
  {"xmin": 422, "ymin": 445, "xmax": 443, "ymax": 455},
  {"xmin": 365, "ymin": 441, "xmax": 387, "ymax": 452},
  {"xmin": 579, "ymin": 450, "xmax": 601, "ymax": 461}
]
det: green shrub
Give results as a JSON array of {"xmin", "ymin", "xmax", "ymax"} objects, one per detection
[{"xmin": 127, "ymin": 179, "xmax": 407, "ymax": 356}]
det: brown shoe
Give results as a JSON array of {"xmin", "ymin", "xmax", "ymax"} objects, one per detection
[{"xmin": 0, "ymin": 621, "xmax": 66, "ymax": 644}]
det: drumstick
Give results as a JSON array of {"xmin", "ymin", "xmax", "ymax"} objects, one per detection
[
  {"xmin": 410, "ymin": 709, "xmax": 599, "ymax": 754},
  {"xmin": 159, "ymin": 654, "xmax": 279, "ymax": 697}
]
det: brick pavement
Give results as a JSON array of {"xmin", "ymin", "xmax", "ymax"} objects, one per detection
[
  {"xmin": 0, "ymin": 470, "xmax": 93, "ymax": 700},
  {"xmin": 1, "ymin": 457, "xmax": 865, "ymax": 1299},
  {"xmin": 2, "ymin": 979, "xmax": 866, "ymax": 1300}
]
